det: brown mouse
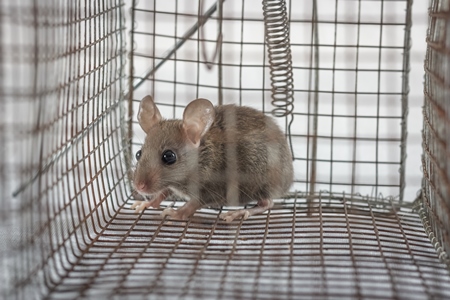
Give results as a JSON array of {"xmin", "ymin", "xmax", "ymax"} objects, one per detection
[{"xmin": 131, "ymin": 95, "xmax": 293, "ymax": 222}]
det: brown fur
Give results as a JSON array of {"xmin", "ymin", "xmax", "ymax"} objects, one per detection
[{"xmin": 134, "ymin": 100, "xmax": 293, "ymax": 209}]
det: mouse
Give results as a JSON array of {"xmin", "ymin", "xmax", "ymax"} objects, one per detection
[{"xmin": 131, "ymin": 95, "xmax": 293, "ymax": 222}]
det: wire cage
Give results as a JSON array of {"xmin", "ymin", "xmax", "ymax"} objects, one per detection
[
  {"xmin": 420, "ymin": 0, "xmax": 450, "ymax": 272},
  {"xmin": 130, "ymin": 0, "xmax": 410, "ymax": 199},
  {"xmin": 1, "ymin": 0, "xmax": 450, "ymax": 299}
]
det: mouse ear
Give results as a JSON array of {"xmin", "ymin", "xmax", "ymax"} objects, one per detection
[
  {"xmin": 182, "ymin": 98, "xmax": 215, "ymax": 147},
  {"xmin": 138, "ymin": 95, "xmax": 162, "ymax": 133}
]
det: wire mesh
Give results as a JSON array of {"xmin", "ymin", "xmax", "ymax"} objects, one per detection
[
  {"xmin": 420, "ymin": 0, "xmax": 450, "ymax": 266},
  {"xmin": 1, "ymin": 0, "xmax": 450, "ymax": 299},
  {"xmin": 0, "ymin": 0, "xmax": 127, "ymax": 298},
  {"xmin": 130, "ymin": 0, "xmax": 411, "ymax": 199},
  {"xmin": 33, "ymin": 193, "xmax": 450, "ymax": 299}
]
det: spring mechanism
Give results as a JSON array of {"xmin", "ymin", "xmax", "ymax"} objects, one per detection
[{"xmin": 262, "ymin": 0, "xmax": 294, "ymax": 117}]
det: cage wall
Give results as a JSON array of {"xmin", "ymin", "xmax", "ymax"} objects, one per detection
[
  {"xmin": 130, "ymin": 0, "xmax": 411, "ymax": 200},
  {"xmin": 420, "ymin": 0, "xmax": 450, "ymax": 264},
  {"xmin": 0, "ymin": 0, "xmax": 128, "ymax": 297}
]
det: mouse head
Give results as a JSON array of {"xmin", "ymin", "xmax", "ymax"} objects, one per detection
[{"xmin": 133, "ymin": 95, "xmax": 215, "ymax": 196}]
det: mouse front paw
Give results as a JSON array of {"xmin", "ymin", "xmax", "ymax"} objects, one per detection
[{"xmin": 131, "ymin": 200, "xmax": 154, "ymax": 212}]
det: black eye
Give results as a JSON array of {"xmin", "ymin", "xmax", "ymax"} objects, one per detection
[
  {"xmin": 162, "ymin": 150, "xmax": 177, "ymax": 165},
  {"xmin": 135, "ymin": 150, "xmax": 142, "ymax": 161}
]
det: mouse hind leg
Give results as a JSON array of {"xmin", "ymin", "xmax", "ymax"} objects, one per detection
[{"xmin": 219, "ymin": 198, "xmax": 274, "ymax": 223}]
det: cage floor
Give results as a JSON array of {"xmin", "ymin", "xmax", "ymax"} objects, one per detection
[{"xmin": 48, "ymin": 193, "xmax": 450, "ymax": 299}]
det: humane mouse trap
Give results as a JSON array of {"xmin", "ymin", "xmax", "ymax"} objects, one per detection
[{"xmin": 1, "ymin": 0, "xmax": 450, "ymax": 299}]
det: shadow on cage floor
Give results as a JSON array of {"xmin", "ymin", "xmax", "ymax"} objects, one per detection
[{"xmin": 47, "ymin": 192, "xmax": 450, "ymax": 299}]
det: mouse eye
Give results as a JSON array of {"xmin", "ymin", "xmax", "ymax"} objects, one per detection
[
  {"xmin": 162, "ymin": 150, "xmax": 177, "ymax": 165},
  {"xmin": 135, "ymin": 150, "xmax": 142, "ymax": 161}
]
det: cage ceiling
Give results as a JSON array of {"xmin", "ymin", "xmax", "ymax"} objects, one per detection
[{"xmin": 1, "ymin": 0, "xmax": 450, "ymax": 299}]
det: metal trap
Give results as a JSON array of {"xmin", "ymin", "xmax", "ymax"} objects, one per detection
[{"xmin": 1, "ymin": 0, "xmax": 449, "ymax": 299}]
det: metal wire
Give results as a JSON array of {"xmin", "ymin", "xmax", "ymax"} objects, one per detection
[
  {"xmin": 128, "ymin": 0, "xmax": 221, "ymax": 96},
  {"xmin": 421, "ymin": 0, "xmax": 450, "ymax": 268}
]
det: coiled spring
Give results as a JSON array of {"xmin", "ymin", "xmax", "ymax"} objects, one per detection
[{"xmin": 262, "ymin": 0, "xmax": 294, "ymax": 117}]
